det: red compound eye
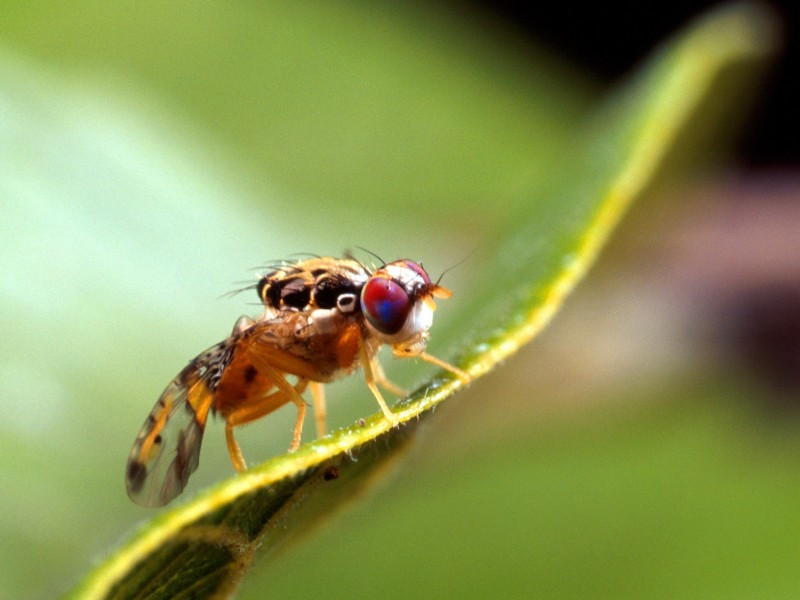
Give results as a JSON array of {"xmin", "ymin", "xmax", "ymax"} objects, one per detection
[{"xmin": 360, "ymin": 277, "xmax": 411, "ymax": 335}]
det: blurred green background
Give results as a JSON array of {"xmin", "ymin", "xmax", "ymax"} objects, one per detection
[{"xmin": 2, "ymin": 2, "xmax": 799, "ymax": 598}]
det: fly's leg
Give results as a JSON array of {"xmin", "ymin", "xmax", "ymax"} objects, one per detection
[
  {"xmin": 246, "ymin": 352, "xmax": 313, "ymax": 452},
  {"xmin": 309, "ymin": 382, "xmax": 327, "ymax": 437},
  {"xmin": 359, "ymin": 338, "xmax": 399, "ymax": 426},
  {"xmin": 371, "ymin": 357, "xmax": 407, "ymax": 398},
  {"xmin": 418, "ymin": 351, "xmax": 471, "ymax": 383},
  {"xmin": 223, "ymin": 364, "xmax": 310, "ymax": 473},
  {"xmin": 223, "ymin": 378, "xmax": 309, "ymax": 470}
]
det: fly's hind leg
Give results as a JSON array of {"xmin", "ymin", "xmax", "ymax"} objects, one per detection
[
  {"xmin": 246, "ymin": 349, "xmax": 315, "ymax": 453},
  {"xmin": 309, "ymin": 382, "xmax": 327, "ymax": 437},
  {"xmin": 224, "ymin": 376, "xmax": 310, "ymax": 471}
]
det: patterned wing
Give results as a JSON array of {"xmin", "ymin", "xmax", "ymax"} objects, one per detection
[{"xmin": 125, "ymin": 338, "xmax": 234, "ymax": 507}]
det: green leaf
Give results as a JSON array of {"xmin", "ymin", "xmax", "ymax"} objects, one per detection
[
  {"xmin": 61, "ymin": 4, "xmax": 777, "ymax": 599},
  {"xmin": 1, "ymin": 4, "xmax": 580, "ymax": 597}
]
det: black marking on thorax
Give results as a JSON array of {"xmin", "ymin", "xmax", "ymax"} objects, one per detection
[
  {"xmin": 313, "ymin": 273, "xmax": 363, "ymax": 309},
  {"xmin": 259, "ymin": 262, "xmax": 368, "ymax": 313}
]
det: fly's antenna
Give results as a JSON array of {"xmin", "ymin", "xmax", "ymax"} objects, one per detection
[{"xmin": 434, "ymin": 247, "xmax": 477, "ymax": 286}]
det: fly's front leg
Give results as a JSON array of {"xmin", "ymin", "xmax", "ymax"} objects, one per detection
[
  {"xmin": 371, "ymin": 356, "xmax": 408, "ymax": 398},
  {"xmin": 418, "ymin": 351, "xmax": 471, "ymax": 383},
  {"xmin": 359, "ymin": 337, "xmax": 399, "ymax": 427}
]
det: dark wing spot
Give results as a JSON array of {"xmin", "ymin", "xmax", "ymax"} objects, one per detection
[
  {"xmin": 127, "ymin": 461, "xmax": 147, "ymax": 493},
  {"xmin": 173, "ymin": 430, "xmax": 191, "ymax": 488},
  {"xmin": 243, "ymin": 365, "xmax": 258, "ymax": 384}
]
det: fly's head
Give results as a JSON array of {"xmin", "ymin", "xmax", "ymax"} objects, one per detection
[{"xmin": 360, "ymin": 260, "xmax": 452, "ymax": 357}]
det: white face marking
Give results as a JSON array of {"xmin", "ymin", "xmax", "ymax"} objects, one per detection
[
  {"xmin": 391, "ymin": 300, "xmax": 434, "ymax": 344},
  {"xmin": 407, "ymin": 299, "xmax": 434, "ymax": 334}
]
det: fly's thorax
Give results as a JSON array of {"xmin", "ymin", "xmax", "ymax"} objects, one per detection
[{"xmin": 257, "ymin": 258, "xmax": 369, "ymax": 315}]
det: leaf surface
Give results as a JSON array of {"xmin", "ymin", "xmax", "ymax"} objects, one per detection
[{"xmin": 59, "ymin": 4, "xmax": 777, "ymax": 598}]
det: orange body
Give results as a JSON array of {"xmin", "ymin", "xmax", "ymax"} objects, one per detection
[{"xmin": 126, "ymin": 257, "xmax": 469, "ymax": 507}]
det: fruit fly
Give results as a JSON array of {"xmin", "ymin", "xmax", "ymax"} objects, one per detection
[{"xmin": 126, "ymin": 257, "xmax": 469, "ymax": 506}]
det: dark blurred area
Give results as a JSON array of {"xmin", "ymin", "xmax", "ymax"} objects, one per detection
[
  {"xmin": 461, "ymin": 0, "xmax": 798, "ymax": 165},
  {"xmin": 456, "ymin": 2, "xmax": 800, "ymax": 409},
  {"xmin": 661, "ymin": 177, "xmax": 800, "ymax": 412},
  {"xmin": 732, "ymin": 284, "xmax": 800, "ymax": 403}
]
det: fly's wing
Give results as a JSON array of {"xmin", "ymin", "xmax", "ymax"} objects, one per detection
[{"xmin": 125, "ymin": 338, "xmax": 235, "ymax": 507}]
